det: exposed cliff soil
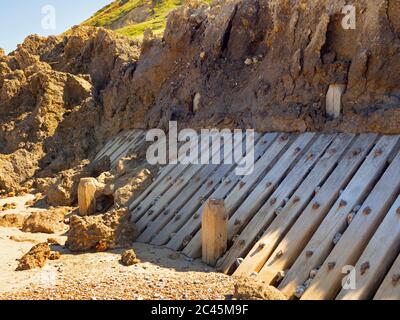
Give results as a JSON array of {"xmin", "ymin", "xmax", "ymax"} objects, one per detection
[{"xmin": 1, "ymin": 0, "xmax": 400, "ymax": 197}]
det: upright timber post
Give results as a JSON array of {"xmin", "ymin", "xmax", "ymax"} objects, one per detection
[
  {"xmin": 78, "ymin": 178, "xmax": 97, "ymax": 216},
  {"xmin": 326, "ymin": 84, "xmax": 346, "ymax": 119},
  {"xmin": 202, "ymin": 199, "xmax": 228, "ymax": 266}
]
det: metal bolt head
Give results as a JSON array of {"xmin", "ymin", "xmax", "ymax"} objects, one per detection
[
  {"xmin": 360, "ymin": 261, "xmax": 370, "ymax": 275},
  {"xmin": 312, "ymin": 202, "xmax": 321, "ymax": 210},
  {"xmin": 363, "ymin": 206, "xmax": 372, "ymax": 215},
  {"xmin": 327, "ymin": 262, "xmax": 336, "ymax": 270},
  {"xmin": 306, "ymin": 250, "xmax": 314, "ymax": 258}
]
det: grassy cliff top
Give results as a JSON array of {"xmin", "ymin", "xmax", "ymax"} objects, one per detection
[{"xmin": 83, "ymin": 0, "xmax": 211, "ymax": 39}]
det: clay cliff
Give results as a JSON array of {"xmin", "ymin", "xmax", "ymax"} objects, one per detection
[{"xmin": 1, "ymin": 0, "xmax": 400, "ymax": 201}]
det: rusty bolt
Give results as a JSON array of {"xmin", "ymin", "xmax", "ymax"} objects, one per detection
[
  {"xmin": 360, "ymin": 261, "xmax": 370, "ymax": 275},
  {"xmin": 306, "ymin": 250, "xmax": 314, "ymax": 258},
  {"xmin": 234, "ymin": 219, "xmax": 241, "ymax": 226},
  {"xmin": 280, "ymin": 134, "xmax": 289, "ymax": 141},
  {"xmin": 238, "ymin": 239, "xmax": 246, "ymax": 246},
  {"xmin": 374, "ymin": 149, "xmax": 383, "ymax": 157},
  {"xmin": 276, "ymin": 250, "xmax": 283, "ymax": 258},
  {"xmin": 363, "ymin": 206, "xmax": 372, "ymax": 215},
  {"xmin": 396, "ymin": 207, "xmax": 400, "ymax": 215},
  {"xmin": 307, "ymin": 153, "xmax": 314, "ymax": 160},
  {"xmin": 270, "ymin": 197, "xmax": 277, "ymax": 205},
  {"xmin": 329, "ymin": 148, "xmax": 337, "ymax": 155},
  {"xmin": 327, "ymin": 262, "xmax": 336, "ymax": 270},
  {"xmin": 259, "ymin": 243, "xmax": 266, "ymax": 249},
  {"xmin": 239, "ymin": 181, "xmax": 246, "ymax": 189},
  {"xmin": 312, "ymin": 202, "xmax": 321, "ymax": 210}
]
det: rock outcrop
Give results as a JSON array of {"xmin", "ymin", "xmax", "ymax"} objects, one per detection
[
  {"xmin": 2, "ymin": 0, "xmax": 400, "ymax": 198},
  {"xmin": 16, "ymin": 242, "xmax": 51, "ymax": 271},
  {"xmin": 65, "ymin": 209, "xmax": 139, "ymax": 252}
]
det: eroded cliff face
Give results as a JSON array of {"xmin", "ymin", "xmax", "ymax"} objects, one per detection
[
  {"xmin": 1, "ymin": 0, "xmax": 400, "ymax": 196},
  {"xmin": 132, "ymin": 0, "xmax": 400, "ymax": 133}
]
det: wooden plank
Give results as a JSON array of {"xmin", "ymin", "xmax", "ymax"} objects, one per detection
[
  {"xmin": 97, "ymin": 131, "xmax": 136, "ymax": 162},
  {"xmin": 302, "ymin": 148, "xmax": 400, "ymax": 300},
  {"xmin": 184, "ymin": 133, "xmax": 317, "ymax": 258},
  {"xmin": 129, "ymin": 132, "xmax": 244, "ymax": 219},
  {"xmin": 202, "ymin": 199, "xmax": 228, "ymax": 266},
  {"xmin": 167, "ymin": 134, "xmax": 288, "ymax": 252},
  {"xmin": 94, "ymin": 131, "xmax": 125, "ymax": 161},
  {"xmin": 109, "ymin": 131, "xmax": 142, "ymax": 165},
  {"xmin": 128, "ymin": 164, "xmax": 174, "ymax": 211},
  {"xmin": 222, "ymin": 134, "xmax": 335, "ymax": 274},
  {"xmin": 230, "ymin": 133, "xmax": 354, "ymax": 276},
  {"xmin": 257, "ymin": 134, "xmax": 377, "ymax": 285},
  {"xmin": 374, "ymin": 253, "xmax": 400, "ymax": 300},
  {"xmin": 110, "ymin": 131, "xmax": 145, "ymax": 167},
  {"xmin": 133, "ymin": 133, "xmax": 254, "ymax": 233},
  {"xmin": 278, "ymin": 135, "xmax": 399, "ymax": 298},
  {"xmin": 336, "ymin": 195, "xmax": 400, "ymax": 300},
  {"xmin": 140, "ymin": 134, "xmax": 274, "ymax": 243}
]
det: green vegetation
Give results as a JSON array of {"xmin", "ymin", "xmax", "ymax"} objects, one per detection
[{"xmin": 83, "ymin": 0, "xmax": 212, "ymax": 40}]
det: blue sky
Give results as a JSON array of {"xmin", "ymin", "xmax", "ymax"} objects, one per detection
[{"xmin": 0, "ymin": 0, "xmax": 113, "ymax": 53}]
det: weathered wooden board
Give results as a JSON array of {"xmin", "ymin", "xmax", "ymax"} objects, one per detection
[
  {"xmin": 374, "ymin": 253, "xmax": 400, "ymax": 300},
  {"xmin": 183, "ymin": 133, "xmax": 315, "ymax": 258},
  {"xmin": 166, "ymin": 133, "xmax": 285, "ymax": 251},
  {"xmin": 224, "ymin": 134, "xmax": 336, "ymax": 274},
  {"xmin": 278, "ymin": 135, "xmax": 399, "ymax": 298},
  {"xmin": 184, "ymin": 134, "xmax": 304, "ymax": 257},
  {"xmin": 256, "ymin": 134, "xmax": 377, "ymax": 285},
  {"xmin": 336, "ymin": 195, "xmax": 400, "ymax": 300},
  {"xmin": 141, "ymin": 133, "xmax": 275, "ymax": 244},
  {"xmin": 230, "ymin": 134, "xmax": 354, "ymax": 276},
  {"xmin": 302, "ymin": 150, "xmax": 400, "ymax": 300}
]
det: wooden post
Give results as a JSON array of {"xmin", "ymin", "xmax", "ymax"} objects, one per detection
[
  {"xmin": 326, "ymin": 84, "xmax": 346, "ymax": 119},
  {"xmin": 78, "ymin": 178, "xmax": 97, "ymax": 216},
  {"xmin": 202, "ymin": 199, "xmax": 228, "ymax": 266}
]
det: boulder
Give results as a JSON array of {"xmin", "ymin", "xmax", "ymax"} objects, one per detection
[{"xmin": 16, "ymin": 243, "xmax": 51, "ymax": 271}]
